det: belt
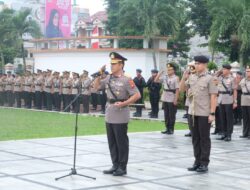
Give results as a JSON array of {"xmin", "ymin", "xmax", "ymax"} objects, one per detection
[
  {"xmin": 45, "ymin": 86, "xmax": 52, "ymax": 88},
  {"xmin": 14, "ymin": 85, "xmax": 21, "ymax": 87},
  {"xmin": 63, "ymin": 87, "xmax": 70, "ymax": 89},
  {"xmin": 164, "ymin": 89, "xmax": 176, "ymax": 93},
  {"xmin": 35, "ymin": 84, "xmax": 42, "ymax": 86},
  {"xmin": 219, "ymin": 91, "xmax": 232, "ymax": 95},
  {"xmin": 243, "ymin": 92, "xmax": 250, "ymax": 95},
  {"xmin": 108, "ymin": 99, "xmax": 127, "ymax": 104},
  {"xmin": 24, "ymin": 85, "xmax": 31, "ymax": 87}
]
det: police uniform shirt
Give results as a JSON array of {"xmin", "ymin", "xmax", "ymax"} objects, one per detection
[
  {"xmin": 34, "ymin": 75, "xmax": 44, "ymax": 92},
  {"xmin": 239, "ymin": 78, "xmax": 250, "ymax": 106},
  {"xmin": 24, "ymin": 76, "xmax": 33, "ymax": 92},
  {"xmin": 81, "ymin": 77, "xmax": 92, "ymax": 95},
  {"xmin": 100, "ymin": 74, "xmax": 139, "ymax": 124},
  {"xmin": 218, "ymin": 75, "xmax": 236, "ymax": 104},
  {"xmin": 0, "ymin": 77, "xmax": 5, "ymax": 92},
  {"xmin": 186, "ymin": 72, "xmax": 218, "ymax": 116},
  {"xmin": 44, "ymin": 75, "xmax": 53, "ymax": 93},
  {"xmin": 5, "ymin": 76, "xmax": 14, "ymax": 91},
  {"xmin": 14, "ymin": 76, "xmax": 22, "ymax": 92},
  {"xmin": 62, "ymin": 78, "xmax": 72, "ymax": 94},
  {"xmin": 53, "ymin": 78, "xmax": 61, "ymax": 93},
  {"xmin": 159, "ymin": 74, "xmax": 179, "ymax": 102},
  {"xmin": 72, "ymin": 78, "xmax": 80, "ymax": 95}
]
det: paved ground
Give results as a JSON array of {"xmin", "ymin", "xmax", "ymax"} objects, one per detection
[{"xmin": 0, "ymin": 120, "xmax": 249, "ymax": 190}]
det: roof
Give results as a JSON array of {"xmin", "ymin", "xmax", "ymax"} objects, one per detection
[{"xmin": 90, "ymin": 11, "xmax": 107, "ymax": 23}]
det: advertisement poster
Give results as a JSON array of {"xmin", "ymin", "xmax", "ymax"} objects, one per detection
[{"xmin": 45, "ymin": 0, "xmax": 71, "ymax": 38}]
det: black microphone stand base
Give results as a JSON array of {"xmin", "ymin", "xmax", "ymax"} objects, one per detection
[{"xmin": 55, "ymin": 168, "xmax": 96, "ymax": 181}]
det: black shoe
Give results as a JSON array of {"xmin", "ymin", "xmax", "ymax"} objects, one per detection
[
  {"xmin": 185, "ymin": 133, "xmax": 192, "ymax": 137},
  {"xmin": 196, "ymin": 165, "xmax": 208, "ymax": 173},
  {"xmin": 148, "ymin": 112, "xmax": 152, "ymax": 116},
  {"xmin": 211, "ymin": 132, "xmax": 218, "ymax": 135},
  {"xmin": 113, "ymin": 167, "xmax": 127, "ymax": 176},
  {"xmin": 183, "ymin": 114, "xmax": 188, "ymax": 118},
  {"xmin": 187, "ymin": 164, "xmax": 200, "ymax": 171},
  {"xmin": 161, "ymin": 130, "xmax": 169, "ymax": 134},
  {"xmin": 216, "ymin": 136, "xmax": 226, "ymax": 140},
  {"xmin": 239, "ymin": 135, "xmax": 248, "ymax": 138},
  {"xmin": 103, "ymin": 165, "xmax": 118, "ymax": 174},
  {"xmin": 224, "ymin": 137, "xmax": 231, "ymax": 141},
  {"xmin": 167, "ymin": 130, "xmax": 174, "ymax": 135}
]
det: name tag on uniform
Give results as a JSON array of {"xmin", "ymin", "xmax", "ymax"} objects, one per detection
[{"xmin": 116, "ymin": 82, "xmax": 124, "ymax": 87}]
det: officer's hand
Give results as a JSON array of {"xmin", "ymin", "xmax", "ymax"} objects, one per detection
[
  {"xmin": 100, "ymin": 65, "xmax": 106, "ymax": 72},
  {"xmin": 173, "ymin": 99, "xmax": 178, "ymax": 106},
  {"xmin": 114, "ymin": 101, "xmax": 125, "ymax": 108},
  {"xmin": 233, "ymin": 103, "xmax": 237, "ymax": 109},
  {"xmin": 208, "ymin": 115, "xmax": 215, "ymax": 123},
  {"xmin": 182, "ymin": 71, "xmax": 190, "ymax": 81}
]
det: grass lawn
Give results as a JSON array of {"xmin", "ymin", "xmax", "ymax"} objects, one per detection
[{"xmin": 0, "ymin": 108, "xmax": 187, "ymax": 141}]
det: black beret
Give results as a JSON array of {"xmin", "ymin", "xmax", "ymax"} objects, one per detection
[
  {"xmin": 110, "ymin": 52, "xmax": 127, "ymax": 64},
  {"xmin": 136, "ymin": 69, "xmax": 142, "ymax": 73},
  {"xmin": 222, "ymin": 64, "xmax": 232, "ymax": 70},
  {"xmin": 151, "ymin": 69, "xmax": 158, "ymax": 73},
  {"xmin": 167, "ymin": 62, "xmax": 176, "ymax": 70},
  {"xmin": 236, "ymin": 71, "xmax": 242, "ymax": 75},
  {"xmin": 194, "ymin": 55, "xmax": 209, "ymax": 63}
]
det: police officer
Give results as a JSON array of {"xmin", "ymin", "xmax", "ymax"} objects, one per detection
[
  {"xmin": 239, "ymin": 65, "xmax": 250, "ymax": 138},
  {"xmin": 72, "ymin": 72, "xmax": 81, "ymax": 113},
  {"xmin": 217, "ymin": 64, "xmax": 237, "ymax": 141},
  {"xmin": 94, "ymin": 52, "xmax": 141, "ymax": 176},
  {"xmin": 52, "ymin": 71, "xmax": 61, "ymax": 111},
  {"xmin": 62, "ymin": 71, "xmax": 72, "ymax": 112},
  {"xmin": 99, "ymin": 71, "xmax": 109, "ymax": 114},
  {"xmin": 146, "ymin": 69, "xmax": 161, "ymax": 118},
  {"xmin": 133, "ymin": 69, "xmax": 146, "ymax": 117},
  {"xmin": 5, "ymin": 71, "xmax": 14, "ymax": 107},
  {"xmin": 24, "ymin": 71, "xmax": 33, "ymax": 109},
  {"xmin": 34, "ymin": 69, "xmax": 44, "ymax": 109},
  {"xmin": 234, "ymin": 71, "xmax": 243, "ymax": 125},
  {"xmin": 81, "ymin": 70, "xmax": 92, "ymax": 113},
  {"xmin": 180, "ymin": 55, "xmax": 218, "ymax": 173},
  {"xmin": 44, "ymin": 69, "xmax": 54, "ymax": 110},
  {"xmin": 13, "ymin": 72, "xmax": 23, "ymax": 108},
  {"xmin": 0, "ymin": 74, "xmax": 5, "ymax": 106},
  {"xmin": 155, "ymin": 62, "xmax": 180, "ymax": 135}
]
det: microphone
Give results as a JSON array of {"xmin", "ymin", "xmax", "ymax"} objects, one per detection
[{"xmin": 91, "ymin": 65, "xmax": 107, "ymax": 78}]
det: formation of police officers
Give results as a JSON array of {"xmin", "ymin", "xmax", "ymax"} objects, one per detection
[{"xmin": 0, "ymin": 69, "xmax": 109, "ymax": 113}]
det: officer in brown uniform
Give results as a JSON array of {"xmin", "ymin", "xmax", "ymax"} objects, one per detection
[
  {"xmin": 5, "ymin": 71, "xmax": 14, "ymax": 107},
  {"xmin": 34, "ymin": 69, "xmax": 44, "ymax": 109},
  {"xmin": 24, "ymin": 71, "xmax": 33, "ymax": 109},
  {"xmin": 62, "ymin": 71, "xmax": 72, "ymax": 112},
  {"xmin": 44, "ymin": 69, "xmax": 54, "ymax": 110},
  {"xmin": 52, "ymin": 71, "xmax": 61, "ymax": 111},
  {"xmin": 13, "ymin": 72, "xmax": 23, "ymax": 108},
  {"xmin": 42, "ymin": 71, "xmax": 47, "ymax": 109},
  {"xmin": 239, "ymin": 65, "xmax": 250, "ymax": 138},
  {"xmin": 0, "ymin": 74, "xmax": 6, "ymax": 106},
  {"xmin": 180, "ymin": 55, "xmax": 218, "ymax": 173},
  {"xmin": 217, "ymin": 64, "xmax": 237, "ymax": 141},
  {"xmin": 94, "ymin": 52, "xmax": 141, "ymax": 176},
  {"xmin": 155, "ymin": 62, "xmax": 180, "ymax": 135},
  {"xmin": 81, "ymin": 70, "xmax": 92, "ymax": 113},
  {"xmin": 71, "ymin": 72, "xmax": 81, "ymax": 113}
]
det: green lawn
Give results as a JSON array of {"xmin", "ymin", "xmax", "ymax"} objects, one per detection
[{"xmin": 0, "ymin": 108, "xmax": 187, "ymax": 141}]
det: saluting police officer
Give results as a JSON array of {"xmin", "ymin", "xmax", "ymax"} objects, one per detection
[
  {"xmin": 94, "ymin": 52, "xmax": 141, "ymax": 176},
  {"xmin": 0, "ymin": 74, "xmax": 5, "ymax": 106},
  {"xmin": 234, "ymin": 71, "xmax": 243, "ymax": 125},
  {"xmin": 180, "ymin": 55, "xmax": 218, "ymax": 173},
  {"xmin": 155, "ymin": 62, "xmax": 180, "ymax": 135},
  {"xmin": 217, "ymin": 64, "xmax": 237, "ymax": 141},
  {"xmin": 239, "ymin": 65, "xmax": 250, "ymax": 138},
  {"xmin": 24, "ymin": 71, "xmax": 33, "ymax": 109},
  {"xmin": 146, "ymin": 69, "xmax": 161, "ymax": 118}
]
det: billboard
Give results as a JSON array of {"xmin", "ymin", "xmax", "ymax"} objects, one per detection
[{"xmin": 45, "ymin": 0, "xmax": 71, "ymax": 38}]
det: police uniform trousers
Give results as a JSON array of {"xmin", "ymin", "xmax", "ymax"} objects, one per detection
[
  {"xmin": 6, "ymin": 90, "xmax": 13, "ymax": 107},
  {"xmin": 214, "ymin": 106, "xmax": 222, "ymax": 134},
  {"xmin": 72, "ymin": 94, "xmax": 80, "ymax": 113},
  {"xmin": 187, "ymin": 114, "xmax": 193, "ymax": 134},
  {"xmin": 0, "ymin": 91, "xmax": 4, "ymax": 106},
  {"xmin": 234, "ymin": 90, "xmax": 242, "ymax": 123},
  {"xmin": 63, "ymin": 94, "xmax": 71, "ymax": 112},
  {"xmin": 149, "ymin": 93, "xmax": 160, "ymax": 117},
  {"xmin": 91, "ymin": 93, "xmax": 98, "ymax": 110},
  {"xmin": 219, "ymin": 104, "xmax": 234, "ymax": 137},
  {"xmin": 35, "ymin": 91, "xmax": 42, "ymax": 109},
  {"xmin": 100, "ymin": 91, "xmax": 107, "ymax": 113},
  {"xmin": 42, "ymin": 91, "xmax": 47, "ymax": 109},
  {"xmin": 31, "ymin": 92, "xmax": 35, "ymax": 108},
  {"xmin": 45, "ymin": 92, "xmax": 53, "ymax": 110},
  {"xmin": 241, "ymin": 106, "xmax": 250, "ymax": 137},
  {"xmin": 14, "ymin": 91, "xmax": 22, "ymax": 108},
  {"xmin": 191, "ymin": 116, "xmax": 211, "ymax": 166},
  {"xmin": 163, "ymin": 102, "xmax": 177, "ymax": 132},
  {"xmin": 53, "ymin": 92, "xmax": 61, "ymax": 111},
  {"xmin": 24, "ymin": 91, "xmax": 32, "ymax": 109},
  {"xmin": 82, "ymin": 95, "xmax": 90, "ymax": 113},
  {"xmin": 106, "ymin": 123, "xmax": 129, "ymax": 170}
]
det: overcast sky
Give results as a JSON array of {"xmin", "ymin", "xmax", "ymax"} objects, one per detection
[{"xmin": 3, "ymin": 0, "xmax": 106, "ymax": 14}]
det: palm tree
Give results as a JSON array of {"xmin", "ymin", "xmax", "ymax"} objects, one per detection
[{"xmin": 12, "ymin": 8, "xmax": 42, "ymax": 71}]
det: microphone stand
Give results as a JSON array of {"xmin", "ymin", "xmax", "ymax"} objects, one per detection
[{"xmin": 55, "ymin": 85, "xmax": 96, "ymax": 181}]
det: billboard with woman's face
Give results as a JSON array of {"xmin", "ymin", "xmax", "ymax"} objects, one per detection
[{"xmin": 45, "ymin": 0, "xmax": 71, "ymax": 38}]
